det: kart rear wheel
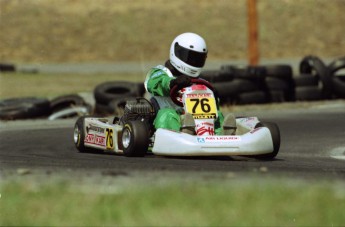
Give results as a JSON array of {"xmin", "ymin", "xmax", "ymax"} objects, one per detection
[
  {"xmin": 121, "ymin": 120, "xmax": 149, "ymax": 157},
  {"xmin": 74, "ymin": 116, "xmax": 97, "ymax": 153},
  {"xmin": 254, "ymin": 122, "xmax": 281, "ymax": 160}
]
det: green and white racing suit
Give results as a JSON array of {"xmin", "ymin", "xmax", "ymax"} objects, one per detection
[{"xmin": 144, "ymin": 65, "xmax": 224, "ymax": 135}]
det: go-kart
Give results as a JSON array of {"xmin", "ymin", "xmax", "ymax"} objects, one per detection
[{"xmin": 73, "ymin": 78, "xmax": 280, "ymax": 159}]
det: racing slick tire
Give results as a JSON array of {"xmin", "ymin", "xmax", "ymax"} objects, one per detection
[
  {"xmin": 253, "ymin": 122, "xmax": 280, "ymax": 160},
  {"xmin": 74, "ymin": 116, "xmax": 97, "ymax": 153},
  {"xmin": 121, "ymin": 120, "xmax": 149, "ymax": 157}
]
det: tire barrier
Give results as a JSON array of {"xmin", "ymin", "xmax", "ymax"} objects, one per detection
[
  {"xmin": 0, "ymin": 97, "xmax": 51, "ymax": 120},
  {"xmin": 1, "ymin": 56, "xmax": 343, "ymax": 121},
  {"xmin": 48, "ymin": 94, "xmax": 92, "ymax": 120},
  {"xmin": 93, "ymin": 81, "xmax": 145, "ymax": 115},
  {"xmin": 0, "ymin": 63, "xmax": 16, "ymax": 72},
  {"xmin": 50, "ymin": 94, "xmax": 87, "ymax": 113},
  {"xmin": 210, "ymin": 55, "xmax": 344, "ymax": 104},
  {"xmin": 0, "ymin": 94, "xmax": 91, "ymax": 120},
  {"xmin": 299, "ymin": 55, "xmax": 332, "ymax": 99},
  {"xmin": 211, "ymin": 64, "xmax": 293, "ymax": 104},
  {"xmin": 328, "ymin": 56, "xmax": 345, "ymax": 98}
]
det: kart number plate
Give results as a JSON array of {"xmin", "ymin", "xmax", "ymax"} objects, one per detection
[{"xmin": 186, "ymin": 97, "xmax": 217, "ymax": 119}]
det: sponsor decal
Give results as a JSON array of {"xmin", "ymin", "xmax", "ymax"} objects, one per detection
[
  {"xmin": 186, "ymin": 93, "xmax": 212, "ymax": 98},
  {"xmin": 84, "ymin": 133, "xmax": 106, "ymax": 147},
  {"xmin": 196, "ymin": 126, "xmax": 215, "ymax": 136},
  {"xmin": 196, "ymin": 122, "xmax": 214, "ymax": 127},
  {"xmin": 95, "ymin": 135, "xmax": 106, "ymax": 146},
  {"xmin": 85, "ymin": 134, "xmax": 95, "ymax": 143},
  {"xmin": 197, "ymin": 138, "xmax": 205, "ymax": 143},
  {"xmin": 197, "ymin": 136, "xmax": 241, "ymax": 143},
  {"xmin": 193, "ymin": 114, "xmax": 217, "ymax": 119}
]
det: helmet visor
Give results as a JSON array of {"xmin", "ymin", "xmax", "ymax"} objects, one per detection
[{"xmin": 174, "ymin": 42, "xmax": 207, "ymax": 68}]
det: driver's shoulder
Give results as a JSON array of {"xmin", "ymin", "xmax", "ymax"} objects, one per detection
[{"xmin": 148, "ymin": 65, "xmax": 174, "ymax": 78}]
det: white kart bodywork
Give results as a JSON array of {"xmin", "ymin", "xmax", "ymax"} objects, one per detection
[
  {"xmin": 75, "ymin": 79, "xmax": 279, "ymax": 158},
  {"xmin": 152, "ymin": 117, "xmax": 274, "ymax": 156},
  {"xmin": 79, "ymin": 116, "xmax": 276, "ymax": 157}
]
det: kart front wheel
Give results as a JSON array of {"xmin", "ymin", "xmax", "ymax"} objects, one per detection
[
  {"xmin": 74, "ymin": 116, "xmax": 97, "ymax": 153},
  {"xmin": 254, "ymin": 121, "xmax": 281, "ymax": 160},
  {"xmin": 121, "ymin": 120, "xmax": 149, "ymax": 157}
]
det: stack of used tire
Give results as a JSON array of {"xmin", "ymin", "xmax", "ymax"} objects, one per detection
[
  {"xmin": 294, "ymin": 55, "xmax": 331, "ymax": 100},
  {"xmin": 47, "ymin": 94, "xmax": 92, "ymax": 120},
  {"xmin": 294, "ymin": 55, "xmax": 345, "ymax": 100},
  {"xmin": 327, "ymin": 56, "xmax": 345, "ymax": 98},
  {"xmin": 200, "ymin": 64, "xmax": 295, "ymax": 105},
  {"xmin": 0, "ymin": 94, "xmax": 91, "ymax": 121},
  {"xmin": 93, "ymin": 81, "xmax": 145, "ymax": 115}
]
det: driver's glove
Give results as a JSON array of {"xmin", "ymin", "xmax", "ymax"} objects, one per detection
[{"xmin": 169, "ymin": 75, "xmax": 192, "ymax": 89}]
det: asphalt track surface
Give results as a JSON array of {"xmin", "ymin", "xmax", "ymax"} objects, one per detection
[{"xmin": 1, "ymin": 103, "xmax": 345, "ymax": 180}]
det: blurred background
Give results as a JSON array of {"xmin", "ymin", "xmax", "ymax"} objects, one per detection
[
  {"xmin": 1, "ymin": 0, "xmax": 345, "ymax": 119},
  {"xmin": 1, "ymin": 0, "xmax": 344, "ymax": 64}
]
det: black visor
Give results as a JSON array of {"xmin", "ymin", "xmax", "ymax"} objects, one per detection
[{"xmin": 174, "ymin": 42, "xmax": 207, "ymax": 67}]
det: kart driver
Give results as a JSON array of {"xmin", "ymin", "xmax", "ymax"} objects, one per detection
[{"xmin": 144, "ymin": 32, "xmax": 236, "ymax": 135}]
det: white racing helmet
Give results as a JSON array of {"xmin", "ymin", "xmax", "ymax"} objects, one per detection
[{"xmin": 170, "ymin": 32, "xmax": 208, "ymax": 77}]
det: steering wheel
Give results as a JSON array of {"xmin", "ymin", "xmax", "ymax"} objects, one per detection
[{"xmin": 169, "ymin": 78, "xmax": 215, "ymax": 107}]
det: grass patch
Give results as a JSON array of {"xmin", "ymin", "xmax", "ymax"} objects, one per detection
[
  {"xmin": 0, "ymin": 72, "xmax": 143, "ymax": 99},
  {"xmin": 1, "ymin": 178, "xmax": 344, "ymax": 226},
  {"xmin": 1, "ymin": 0, "xmax": 344, "ymax": 63}
]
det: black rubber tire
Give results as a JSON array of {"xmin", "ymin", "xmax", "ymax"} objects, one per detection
[
  {"xmin": 213, "ymin": 79, "xmax": 261, "ymax": 104},
  {"xmin": 295, "ymin": 86, "xmax": 324, "ymax": 101},
  {"xmin": 269, "ymin": 90, "xmax": 285, "ymax": 103},
  {"xmin": 221, "ymin": 65, "xmax": 266, "ymax": 78},
  {"xmin": 331, "ymin": 77, "xmax": 345, "ymax": 98},
  {"xmin": 264, "ymin": 65, "xmax": 295, "ymax": 101},
  {"xmin": 200, "ymin": 70, "xmax": 234, "ymax": 83},
  {"xmin": 299, "ymin": 55, "xmax": 332, "ymax": 98},
  {"xmin": 50, "ymin": 94, "xmax": 86, "ymax": 113},
  {"xmin": 136, "ymin": 82, "xmax": 146, "ymax": 97},
  {"xmin": 0, "ymin": 63, "xmax": 16, "ymax": 72},
  {"xmin": 236, "ymin": 91, "xmax": 269, "ymax": 105},
  {"xmin": 253, "ymin": 122, "xmax": 280, "ymax": 160},
  {"xmin": 94, "ymin": 102, "xmax": 116, "ymax": 115},
  {"xmin": 121, "ymin": 120, "xmax": 149, "ymax": 157},
  {"xmin": 109, "ymin": 98, "xmax": 131, "ymax": 116},
  {"xmin": 328, "ymin": 56, "xmax": 345, "ymax": 98},
  {"xmin": 94, "ymin": 97, "xmax": 131, "ymax": 115},
  {"xmin": 73, "ymin": 116, "xmax": 97, "ymax": 153},
  {"xmin": 0, "ymin": 97, "xmax": 51, "ymax": 120},
  {"xmin": 294, "ymin": 74, "xmax": 319, "ymax": 87},
  {"xmin": 94, "ymin": 81, "xmax": 140, "ymax": 105},
  {"xmin": 263, "ymin": 64, "xmax": 293, "ymax": 80},
  {"xmin": 265, "ymin": 77, "xmax": 294, "ymax": 102}
]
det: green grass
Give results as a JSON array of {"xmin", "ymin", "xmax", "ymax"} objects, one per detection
[
  {"xmin": 0, "ymin": 72, "xmax": 143, "ymax": 99},
  {"xmin": 1, "ymin": 178, "xmax": 344, "ymax": 226}
]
